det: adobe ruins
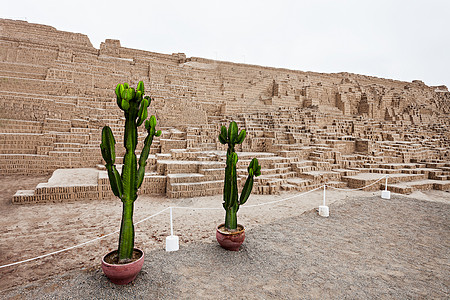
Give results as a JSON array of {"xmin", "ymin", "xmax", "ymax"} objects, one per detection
[{"xmin": 0, "ymin": 19, "xmax": 449, "ymax": 203}]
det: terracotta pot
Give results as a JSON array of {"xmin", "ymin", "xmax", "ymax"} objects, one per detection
[
  {"xmin": 101, "ymin": 248, "xmax": 145, "ymax": 285},
  {"xmin": 216, "ymin": 223, "xmax": 245, "ymax": 251}
]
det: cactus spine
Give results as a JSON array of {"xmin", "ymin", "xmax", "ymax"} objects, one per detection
[
  {"xmin": 100, "ymin": 81, "xmax": 161, "ymax": 263},
  {"xmin": 219, "ymin": 121, "xmax": 261, "ymax": 231}
]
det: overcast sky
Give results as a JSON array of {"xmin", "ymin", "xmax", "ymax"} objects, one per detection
[{"xmin": 2, "ymin": 0, "xmax": 449, "ymax": 87}]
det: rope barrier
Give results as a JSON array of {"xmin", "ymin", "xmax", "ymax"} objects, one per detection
[
  {"xmin": 0, "ymin": 173, "xmax": 390, "ymax": 269},
  {"xmin": 326, "ymin": 174, "xmax": 388, "ymax": 191},
  {"xmin": 0, "ymin": 207, "xmax": 170, "ymax": 269},
  {"xmin": 170, "ymin": 206, "xmax": 222, "ymax": 210},
  {"xmin": 244, "ymin": 185, "xmax": 323, "ymax": 208},
  {"xmin": 134, "ymin": 207, "xmax": 170, "ymax": 225},
  {"xmin": 169, "ymin": 185, "xmax": 324, "ymax": 211}
]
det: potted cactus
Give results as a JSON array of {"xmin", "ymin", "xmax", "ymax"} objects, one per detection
[
  {"xmin": 217, "ymin": 121, "xmax": 261, "ymax": 251},
  {"xmin": 100, "ymin": 81, "xmax": 161, "ymax": 285}
]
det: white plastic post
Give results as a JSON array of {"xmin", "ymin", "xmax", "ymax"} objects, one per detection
[
  {"xmin": 165, "ymin": 207, "xmax": 179, "ymax": 252},
  {"xmin": 170, "ymin": 206, "xmax": 174, "ymax": 236},
  {"xmin": 323, "ymin": 184, "xmax": 326, "ymax": 206},
  {"xmin": 319, "ymin": 185, "xmax": 329, "ymax": 217},
  {"xmin": 381, "ymin": 175, "xmax": 391, "ymax": 199}
]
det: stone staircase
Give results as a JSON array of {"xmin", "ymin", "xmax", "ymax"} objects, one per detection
[{"xmin": 341, "ymin": 161, "xmax": 450, "ymax": 193}]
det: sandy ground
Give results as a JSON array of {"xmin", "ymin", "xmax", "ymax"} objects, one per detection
[{"xmin": 0, "ymin": 175, "xmax": 449, "ymax": 299}]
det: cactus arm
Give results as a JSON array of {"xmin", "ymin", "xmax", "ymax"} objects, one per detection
[
  {"xmin": 106, "ymin": 165, "xmax": 123, "ymax": 198},
  {"xmin": 136, "ymin": 98, "xmax": 149, "ymax": 127},
  {"xmin": 115, "ymin": 84, "xmax": 124, "ymax": 109},
  {"xmin": 239, "ymin": 158, "xmax": 261, "ymax": 206},
  {"xmin": 236, "ymin": 129, "xmax": 246, "ymax": 144},
  {"xmin": 239, "ymin": 175, "xmax": 254, "ymax": 206},
  {"xmin": 137, "ymin": 81, "xmax": 144, "ymax": 93},
  {"xmin": 219, "ymin": 125, "xmax": 228, "ymax": 144},
  {"xmin": 221, "ymin": 125, "xmax": 227, "ymax": 138},
  {"xmin": 136, "ymin": 116, "xmax": 161, "ymax": 189},
  {"xmin": 218, "ymin": 134, "xmax": 227, "ymax": 145},
  {"xmin": 228, "ymin": 121, "xmax": 238, "ymax": 146},
  {"xmin": 136, "ymin": 134, "xmax": 153, "ymax": 189},
  {"xmin": 101, "ymin": 126, "xmax": 123, "ymax": 198},
  {"xmin": 135, "ymin": 100, "xmax": 151, "ymax": 189},
  {"xmin": 100, "ymin": 126, "xmax": 116, "ymax": 165},
  {"xmin": 136, "ymin": 135, "xmax": 152, "ymax": 190},
  {"xmin": 116, "ymin": 96, "xmax": 123, "ymax": 110}
]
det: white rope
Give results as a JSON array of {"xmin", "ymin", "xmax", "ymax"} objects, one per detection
[
  {"xmin": 0, "ymin": 207, "xmax": 170, "ymax": 269},
  {"xmin": 244, "ymin": 185, "xmax": 323, "ymax": 208},
  {"xmin": 169, "ymin": 185, "xmax": 324, "ymax": 211},
  {"xmin": 134, "ymin": 207, "xmax": 170, "ymax": 225},
  {"xmin": 326, "ymin": 174, "xmax": 388, "ymax": 191},
  {"xmin": 0, "ymin": 231, "xmax": 119, "ymax": 269},
  {"xmin": 171, "ymin": 205, "xmax": 222, "ymax": 210}
]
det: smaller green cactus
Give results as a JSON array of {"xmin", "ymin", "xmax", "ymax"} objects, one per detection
[{"xmin": 219, "ymin": 121, "xmax": 261, "ymax": 231}]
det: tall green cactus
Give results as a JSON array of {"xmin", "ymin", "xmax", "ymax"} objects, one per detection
[
  {"xmin": 219, "ymin": 121, "xmax": 261, "ymax": 231},
  {"xmin": 100, "ymin": 81, "xmax": 161, "ymax": 263}
]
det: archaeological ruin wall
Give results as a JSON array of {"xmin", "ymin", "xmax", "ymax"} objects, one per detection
[{"xmin": 1, "ymin": 19, "xmax": 449, "ymax": 202}]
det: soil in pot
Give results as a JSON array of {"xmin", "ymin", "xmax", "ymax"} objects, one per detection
[
  {"xmin": 104, "ymin": 249, "xmax": 143, "ymax": 264},
  {"xmin": 217, "ymin": 224, "xmax": 245, "ymax": 234}
]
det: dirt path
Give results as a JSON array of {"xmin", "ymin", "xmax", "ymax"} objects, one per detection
[{"xmin": 0, "ymin": 175, "xmax": 449, "ymax": 299}]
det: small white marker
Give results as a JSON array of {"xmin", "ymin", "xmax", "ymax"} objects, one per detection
[{"xmin": 166, "ymin": 207, "xmax": 179, "ymax": 251}]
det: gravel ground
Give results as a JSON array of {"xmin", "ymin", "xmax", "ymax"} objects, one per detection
[{"xmin": 2, "ymin": 194, "xmax": 449, "ymax": 299}]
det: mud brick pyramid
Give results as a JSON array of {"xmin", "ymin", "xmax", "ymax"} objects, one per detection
[{"xmin": 1, "ymin": 19, "xmax": 449, "ymax": 203}]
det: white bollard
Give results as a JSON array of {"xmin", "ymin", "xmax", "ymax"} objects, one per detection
[
  {"xmin": 166, "ymin": 235, "xmax": 179, "ymax": 252},
  {"xmin": 319, "ymin": 185, "xmax": 329, "ymax": 217},
  {"xmin": 166, "ymin": 207, "xmax": 179, "ymax": 252},
  {"xmin": 381, "ymin": 190, "xmax": 391, "ymax": 199},
  {"xmin": 381, "ymin": 175, "xmax": 391, "ymax": 199},
  {"xmin": 318, "ymin": 205, "xmax": 330, "ymax": 217}
]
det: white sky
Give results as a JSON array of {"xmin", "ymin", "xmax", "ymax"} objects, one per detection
[{"xmin": 2, "ymin": 0, "xmax": 449, "ymax": 87}]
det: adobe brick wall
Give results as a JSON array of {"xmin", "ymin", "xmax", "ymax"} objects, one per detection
[{"xmin": 1, "ymin": 19, "xmax": 449, "ymax": 201}]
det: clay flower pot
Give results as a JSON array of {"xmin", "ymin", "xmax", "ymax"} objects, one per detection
[
  {"xmin": 216, "ymin": 223, "xmax": 245, "ymax": 251},
  {"xmin": 101, "ymin": 248, "xmax": 145, "ymax": 285}
]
